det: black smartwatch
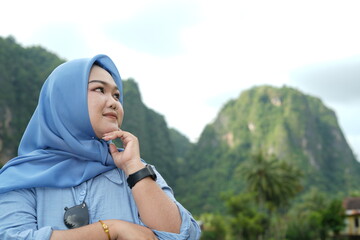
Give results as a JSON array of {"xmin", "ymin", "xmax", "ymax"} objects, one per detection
[{"xmin": 127, "ymin": 164, "xmax": 157, "ymax": 189}]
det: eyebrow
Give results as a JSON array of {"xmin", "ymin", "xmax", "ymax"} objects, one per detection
[{"xmin": 88, "ymin": 80, "xmax": 119, "ymax": 91}]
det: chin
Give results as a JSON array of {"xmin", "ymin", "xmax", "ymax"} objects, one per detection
[
  {"xmin": 104, "ymin": 125, "xmax": 119, "ymax": 133},
  {"xmin": 94, "ymin": 126, "xmax": 118, "ymax": 138}
]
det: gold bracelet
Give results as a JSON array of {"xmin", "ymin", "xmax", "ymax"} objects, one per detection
[{"xmin": 99, "ymin": 220, "xmax": 111, "ymax": 240}]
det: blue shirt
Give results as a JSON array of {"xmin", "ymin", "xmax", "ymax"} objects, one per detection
[{"xmin": 0, "ymin": 167, "xmax": 201, "ymax": 240}]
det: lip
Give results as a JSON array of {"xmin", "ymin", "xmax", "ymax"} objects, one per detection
[{"xmin": 103, "ymin": 112, "xmax": 118, "ymax": 120}]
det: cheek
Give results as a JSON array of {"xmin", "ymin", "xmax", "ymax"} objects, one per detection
[
  {"xmin": 87, "ymin": 93, "xmax": 101, "ymax": 123},
  {"xmin": 117, "ymin": 104, "xmax": 124, "ymax": 125}
]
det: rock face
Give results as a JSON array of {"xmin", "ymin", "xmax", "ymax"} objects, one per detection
[{"xmin": 175, "ymin": 85, "xmax": 360, "ymax": 214}]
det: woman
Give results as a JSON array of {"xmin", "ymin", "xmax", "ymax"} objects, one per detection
[{"xmin": 0, "ymin": 55, "xmax": 201, "ymax": 239}]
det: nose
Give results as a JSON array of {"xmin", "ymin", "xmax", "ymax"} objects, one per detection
[
  {"xmin": 110, "ymin": 102, "xmax": 117, "ymax": 110},
  {"xmin": 107, "ymin": 95, "xmax": 118, "ymax": 110}
]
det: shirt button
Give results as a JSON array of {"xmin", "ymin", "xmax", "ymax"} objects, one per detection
[{"xmin": 80, "ymin": 190, "xmax": 86, "ymax": 196}]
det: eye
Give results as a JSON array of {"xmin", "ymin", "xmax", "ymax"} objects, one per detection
[
  {"xmin": 94, "ymin": 87, "xmax": 104, "ymax": 93},
  {"xmin": 113, "ymin": 92, "xmax": 120, "ymax": 101}
]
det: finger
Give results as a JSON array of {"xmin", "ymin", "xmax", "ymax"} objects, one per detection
[
  {"xmin": 109, "ymin": 143, "xmax": 119, "ymax": 155},
  {"xmin": 102, "ymin": 129, "xmax": 124, "ymax": 141}
]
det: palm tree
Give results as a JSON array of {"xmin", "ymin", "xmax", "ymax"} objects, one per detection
[
  {"xmin": 237, "ymin": 152, "xmax": 303, "ymax": 209},
  {"xmin": 235, "ymin": 152, "xmax": 303, "ymax": 239}
]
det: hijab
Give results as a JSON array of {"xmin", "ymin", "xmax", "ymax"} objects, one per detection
[{"xmin": 0, "ymin": 54, "xmax": 122, "ymax": 194}]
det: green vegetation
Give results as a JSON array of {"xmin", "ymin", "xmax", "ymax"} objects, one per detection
[
  {"xmin": 237, "ymin": 152, "xmax": 303, "ymax": 210},
  {"xmin": 0, "ymin": 36, "xmax": 64, "ymax": 164},
  {"xmin": 121, "ymin": 79, "xmax": 179, "ymax": 186},
  {"xmin": 1, "ymin": 36, "xmax": 358, "ymax": 239},
  {"xmin": 175, "ymin": 85, "xmax": 360, "ymax": 215},
  {"xmin": 200, "ymin": 188, "xmax": 346, "ymax": 240},
  {"xmin": 285, "ymin": 189, "xmax": 345, "ymax": 240},
  {"xmin": 199, "ymin": 153, "xmax": 345, "ymax": 240}
]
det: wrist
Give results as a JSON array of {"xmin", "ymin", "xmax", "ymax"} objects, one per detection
[
  {"xmin": 105, "ymin": 220, "xmax": 118, "ymax": 240},
  {"xmin": 127, "ymin": 164, "xmax": 157, "ymax": 189},
  {"xmin": 123, "ymin": 160, "xmax": 145, "ymax": 176}
]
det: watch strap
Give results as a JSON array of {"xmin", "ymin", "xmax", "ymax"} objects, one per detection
[{"xmin": 127, "ymin": 164, "xmax": 157, "ymax": 189}]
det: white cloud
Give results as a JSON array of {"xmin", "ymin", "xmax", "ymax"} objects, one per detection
[{"xmin": 1, "ymin": 0, "xmax": 360, "ymax": 157}]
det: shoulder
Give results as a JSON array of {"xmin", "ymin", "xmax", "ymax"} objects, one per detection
[
  {"xmin": 93, "ymin": 168, "xmax": 126, "ymax": 186},
  {"xmin": 0, "ymin": 188, "xmax": 37, "ymax": 213},
  {"xmin": 0, "ymin": 187, "xmax": 36, "ymax": 200}
]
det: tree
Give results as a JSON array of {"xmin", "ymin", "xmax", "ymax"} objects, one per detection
[
  {"xmin": 225, "ymin": 192, "xmax": 269, "ymax": 240},
  {"xmin": 321, "ymin": 199, "xmax": 345, "ymax": 237},
  {"xmin": 286, "ymin": 188, "xmax": 345, "ymax": 240},
  {"xmin": 199, "ymin": 213, "xmax": 228, "ymax": 240},
  {"xmin": 237, "ymin": 152, "xmax": 303, "ymax": 209}
]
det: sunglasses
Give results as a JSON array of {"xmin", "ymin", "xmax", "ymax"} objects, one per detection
[{"xmin": 64, "ymin": 202, "xmax": 89, "ymax": 229}]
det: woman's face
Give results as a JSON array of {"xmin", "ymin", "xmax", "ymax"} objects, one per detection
[{"xmin": 88, "ymin": 65, "xmax": 123, "ymax": 138}]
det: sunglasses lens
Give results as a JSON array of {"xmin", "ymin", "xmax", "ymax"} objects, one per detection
[{"xmin": 64, "ymin": 202, "xmax": 89, "ymax": 229}]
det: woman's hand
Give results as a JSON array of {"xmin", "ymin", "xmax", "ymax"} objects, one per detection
[
  {"xmin": 102, "ymin": 130, "xmax": 181, "ymax": 234},
  {"xmin": 102, "ymin": 130, "xmax": 145, "ymax": 175},
  {"xmin": 109, "ymin": 220, "xmax": 158, "ymax": 240},
  {"xmin": 51, "ymin": 220, "xmax": 158, "ymax": 240}
]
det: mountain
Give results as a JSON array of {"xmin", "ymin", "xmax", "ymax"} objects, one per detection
[
  {"xmin": 176, "ymin": 85, "xmax": 360, "ymax": 214},
  {"xmin": 168, "ymin": 127, "xmax": 193, "ymax": 164},
  {"xmin": 120, "ymin": 79, "xmax": 180, "ymax": 186},
  {"xmin": 0, "ymin": 36, "xmax": 64, "ymax": 164}
]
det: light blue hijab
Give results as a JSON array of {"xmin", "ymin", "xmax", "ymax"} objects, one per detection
[{"xmin": 0, "ymin": 54, "xmax": 122, "ymax": 194}]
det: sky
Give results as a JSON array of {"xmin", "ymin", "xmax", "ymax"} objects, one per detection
[{"xmin": 1, "ymin": 0, "xmax": 359, "ymax": 159}]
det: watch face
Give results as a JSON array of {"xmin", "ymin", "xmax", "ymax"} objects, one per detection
[{"xmin": 147, "ymin": 165, "xmax": 157, "ymax": 181}]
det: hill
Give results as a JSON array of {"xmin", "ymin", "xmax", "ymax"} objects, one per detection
[
  {"xmin": 176, "ymin": 85, "xmax": 360, "ymax": 214},
  {"xmin": 0, "ymin": 36, "xmax": 64, "ymax": 164},
  {"xmin": 120, "ymin": 79, "xmax": 187, "ymax": 186}
]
